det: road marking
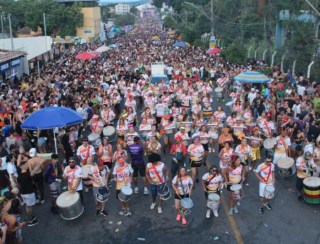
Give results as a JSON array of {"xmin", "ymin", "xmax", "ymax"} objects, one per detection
[{"xmin": 221, "ymin": 196, "xmax": 244, "ymax": 244}]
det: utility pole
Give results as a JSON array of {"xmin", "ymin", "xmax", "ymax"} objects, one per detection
[
  {"xmin": 1, "ymin": 13, "xmax": 4, "ymax": 34},
  {"xmin": 8, "ymin": 13, "xmax": 14, "ymax": 50},
  {"xmin": 211, "ymin": 0, "xmax": 214, "ymax": 35},
  {"xmin": 43, "ymin": 13, "xmax": 48, "ymax": 51}
]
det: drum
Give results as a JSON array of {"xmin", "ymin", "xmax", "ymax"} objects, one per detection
[
  {"xmin": 103, "ymin": 126, "xmax": 117, "ymax": 142},
  {"xmin": 215, "ymin": 87, "xmax": 223, "ymax": 98},
  {"xmin": 207, "ymin": 193, "xmax": 220, "ymax": 210},
  {"xmin": 88, "ymin": 133, "xmax": 102, "ymax": 148},
  {"xmin": 82, "ymin": 165, "xmax": 93, "ymax": 189},
  {"xmin": 230, "ymin": 184, "xmax": 243, "ymax": 200},
  {"xmin": 118, "ymin": 186, "xmax": 133, "ymax": 202},
  {"xmin": 245, "ymin": 122, "xmax": 257, "ymax": 136},
  {"xmin": 179, "ymin": 198, "xmax": 194, "ymax": 216},
  {"xmin": 263, "ymin": 137, "xmax": 276, "ymax": 157},
  {"xmin": 56, "ymin": 191, "xmax": 84, "ymax": 220},
  {"xmin": 157, "ymin": 184, "xmax": 171, "ymax": 200},
  {"xmin": 264, "ymin": 185, "xmax": 275, "ymax": 199},
  {"xmin": 278, "ymin": 157, "xmax": 295, "ymax": 177},
  {"xmin": 96, "ymin": 187, "xmax": 110, "ymax": 202},
  {"xmin": 303, "ymin": 177, "xmax": 320, "ymax": 204}
]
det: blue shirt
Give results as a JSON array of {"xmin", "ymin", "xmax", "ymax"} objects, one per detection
[{"xmin": 128, "ymin": 144, "xmax": 144, "ymax": 165}]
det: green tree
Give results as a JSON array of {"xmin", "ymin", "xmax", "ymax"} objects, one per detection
[
  {"xmin": 221, "ymin": 42, "xmax": 247, "ymax": 64},
  {"xmin": 114, "ymin": 14, "xmax": 135, "ymax": 26}
]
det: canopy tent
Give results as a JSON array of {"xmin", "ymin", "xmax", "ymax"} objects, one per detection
[
  {"xmin": 233, "ymin": 71, "xmax": 270, "ymax": 84},
  {"xmin": 21, "ymin": 106, "xmax": 82, "ymax": 153}
]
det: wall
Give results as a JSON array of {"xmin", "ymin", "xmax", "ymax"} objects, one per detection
[
  {"xmin": 76, "ymin": 7, "xmax": 101, "ymax": 40},
  {"xmin": 0, "ymin": 36, "xmax": 51, "ymax": 61}
]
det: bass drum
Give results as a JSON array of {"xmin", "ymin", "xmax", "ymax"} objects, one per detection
[
  {"xmin": 56, "ymin": 191, "xmax": 84, "ymax": 220},
  {"xmin": 103, "ymin": 126, "xmax": 117, "ymax": 142}
]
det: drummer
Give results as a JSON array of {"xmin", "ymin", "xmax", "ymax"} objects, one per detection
[
  {"xmin": 249, "ymin": 127, "xmax": 263, "ymax": 170},
  {"xmin": 88, "ymin": 114, "xmax": 104, "ymax": 136},
  {"xmin": 235, "ymin": 139, "xmax": 252, "ymax": 186},
  {"xmin": 88, "ymin": 161, "xmax": 109, "ymax": 216},
  {"xmin": 63, "ymin": 157, "xmax": 84, "ymax": 204},
  {"xmin": 295, "ymin": 151, "xmax": 316, "ymax": 200},
  {"xmin": 171, "ymin": 167, "xmax": 194, "ymax": 225},
  {"xmin": 97, "ymin": 137, "xmax": 113, "ymax": 187},
  {"xmin": 201, "ymin": 166, "xmax": 223, "ymax": 218},
  {"xmin": 218, "ymin": 128, "xmax": 234, "ymax": 151},
  {"xmin": 100, "ymin": 104, "xmax": 115, "ymax": 125},
  {"xmin": 273, "ymin": 129, "xmax": 291, "ymax": 164},
  {"xmin": 146, "ymin": 153, "xmax": 169, "ymax": 214},
  {"xmin": 113, "ymin": 157, "xmax": 133, "ymax": 216},
  {"xmin": 187, "ymin": 136, "xmax": 205, "ymax": 183},
  {"xmin": 254, "ymin": 155, "xmax": 275, "ymax": 214},
  {"xmin": 76, "ymin": 138, "xmax": 96, "ymax": 166},
  {"xmin": 232, "ymin": 118, "xmax": 246, "ymax": 146}
]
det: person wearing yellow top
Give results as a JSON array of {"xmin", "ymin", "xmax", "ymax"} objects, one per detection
[
  {"xmin": 146, "ymin": 153, "xmax": 169, "ymax": 214},
  {"xmin": 254, "ymin": 155, "xmax": 275, "ymax": 214},
  {"xmin": 273, "ymin": 129, "xmax": 291, "ymax": 164},
  {"xmin": 295, "ymin": 152, "xmax": 316, "ymax": 200}
]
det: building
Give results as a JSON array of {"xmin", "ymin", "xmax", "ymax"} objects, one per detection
[
  {"xmin": 0, "ymin": 49, "xmax": 26, "ymax": 81},
  {"xmin": 76, "ymin": 7, "xmax": 102, "ymax": 41},
  {"xmin": 115, "ymin": 4, "xmax": 131, "ymax": 15},
  {"xmin": 109, "ymin": 6, "xmax": 115, "ymax": 14}
]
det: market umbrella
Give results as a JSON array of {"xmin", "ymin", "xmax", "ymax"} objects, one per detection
[
  {"xmin": 21, "ymin": 106, "xmax": 82, "ymax": 153},
  {"xmin": 207, "ymin": 47, "xmax": 222, "ymax": 55},
  {"xmin": 95, "ymin": 45, "xmax": 110, "ymax": 52},
  {"xmin": 174, "ymin": 41, "xmax": 189, "ymax": 47},
  {"xmin": 234, "ymin": 71, "xmax": 270, "ymax": 84},
  {"xmin": 75, "ymin": 51, "xmax": 99, "ymax": 60}
]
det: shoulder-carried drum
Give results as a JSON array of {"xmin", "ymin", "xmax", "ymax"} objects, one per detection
[
  {"xmin": 207, "ymin": 193, "xmax": 220, "ymax": 210},
  {"xmin": 278, "ymin": 157, "xmax": 295, "ymax": 177},
  {"xmin": 96, "ymin": 187, "xmax": 110, "ymax": 202},
  {"xmin": 157, "ymin": 184, "xmax": 171, "ymax": 200},
  {"xmin": 88, "ymin": 133, "xmax": 102, "ymax": 148},
  {"xmin": 263, "ymin": 137, "xmax": 276, "ymax": 149},
  {"xmin": 82, "ymin": 165, "xmax": 93, "ymax": 188},
  {"xmin": 56, "ymin": 191, "xmax": 84, "ymax": 220},
  {"xmin": 179, "ymin": 198, "xmax": 193, "ymax": 216},
  {"xmin": 215, "ymin": 87, "xmax": 223, "ymax": 98},
  {"xmin": 230, "ymin": 184, "xmax": 243, "ymax": 200},
  {"xmin": 118, "ymin": 186, "xmax": 133, "ymax": 202},
  {"xmin": 103, "ymin": 126, "xmax": 117, "ymax": 142},
  {"xmin": 264, "ymin": 185, "xmax": 275, "ymax": 199},
  {"xmin": 303, "ymin": 177, "xmax": 320, "ymax": 204}
]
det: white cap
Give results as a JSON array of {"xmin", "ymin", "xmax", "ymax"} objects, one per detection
[
  {"xmin": 251, "ymin": 88, "xmax": 255, "ymax": 91},
  {"xmin": 29, "ymin": 148, "xmax": 36, "ymax": 157},
  {"xmin": 33, "ymin": 103, "xmax": 38, "ymax": 107}
]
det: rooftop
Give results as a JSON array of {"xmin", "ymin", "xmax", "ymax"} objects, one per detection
[{"xmin": 0, "ymin": 49, "xmax": 27, "ymax": 64}]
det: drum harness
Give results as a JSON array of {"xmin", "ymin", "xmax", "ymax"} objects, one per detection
[{"xmin": 178, "ymin": 178, "xmax": 191, "ymax": 216}]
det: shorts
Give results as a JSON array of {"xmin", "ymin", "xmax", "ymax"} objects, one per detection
[
  {"xmin": 156, "ymin": 117, "xmax": 162, "ymax": 125},
  {"xmin": 227, "ymin": 182, "xmax": 242, "ymax": 191},
  {"xmin": 174, "ymin": 193, "xmax": 190, "ymax": 200},
  {"xmin": 190, "ymin": 160, "xmax": 202, "ymax": 168},
  {"xmin": 202, "ymin": 143, "xmax": 209, "ymax": 151},
  {"xmin": 251, "ymin": 147, "xmax": 261, "ymax": 161},
  {"xmin": 219, "ymin": 161, "xmax": 229, "ymax": 169},
  {"xmin": 296, "ymin": 177, "xmax": 304, "ymax": 191},
  {"xmin": 93, "ymin": 187, "xmax": 99, "ymax": 198},
  {"xmin": 116, "ymin": 189, "xmax": 121, "ymax": 200},
  {"xmin": 21, "ymin": 193, "xmax": 36, "ymax": 207},
  {"xmin": 132, "ymin": 164, "xmax": 146, "ymax": 177},
  {"xmin": 103, "ymin": 161, "xmax": 113, "ymax": 170},
  {"xmin": 37, "ymin": 137, "xmax": 46, "ymax": 146},
  {"xmin": 49, "ymin": 182, "xmax": 59, "ymax": 198},
  {"xmin": 259, "ymin": 182, "xmax": 273, "ymax": 197}
]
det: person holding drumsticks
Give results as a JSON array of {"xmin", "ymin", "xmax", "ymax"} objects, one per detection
[
  {"xmin": 88, "ymin": 161, "xmax": 109, "ymax": 216},
  {"xmin": 187, "ymin": 136, "xmax": 205, "ymax": 183},
  {"xmin": 63, "ymin": 158, "xmax": 84, "ymax": 204},
  {"xmin": 171, "ymin": 167, "xmax": 193, "ymax": 225},
  {"xmin": 254, "ymin": 155, "xmax": 275, "ymax": 214},
  {"xmin": 201, "ymin": 166, "xmax": 223, "ymax": 218},
  {"xmin": 219, "ymin": 142, "xmax": 234, "ymax": 183},
  {"xmin": 235, "ymin": 139, "xmax": 252, "ymax": 186},
  {"xmin": 113, "ymin": 157, "xmax": 133, "ymax": 216},
  {"xmin": 226, "ymin": 156, "xmax": 245, "ymax": 215},
  {"xmin": 146, "ymin": 153, "xmax": 169, "ymax": 214},
  {"xmin": 97, "ymin": 137, "xmax": 113, "ymax": 187}
]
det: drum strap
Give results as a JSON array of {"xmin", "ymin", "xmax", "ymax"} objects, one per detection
[
  {"xmin": 265, "ymin": 164, "xmax": 272, "ymax": 183},
  {"xmin": 83, "ymin": 146, "xmax": 90, "ymax": 165},
  {"xmin": 152, "ymin": 163, "xmax": 163, "ymax": 183},
  {"xmin": 179, "ymin": 178, "xmax": 186, "ymax": 196},
  {"xmin": 264, "ymin": 121, "xmax": 271, "ymax": 135}
]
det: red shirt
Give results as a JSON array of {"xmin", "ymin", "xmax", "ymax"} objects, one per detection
[{"xmin": 170, "ymin": 144, "xmax": 187, "ymax": 155}]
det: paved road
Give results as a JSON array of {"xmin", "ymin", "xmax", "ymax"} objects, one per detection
[{"xmin": 22, "ymin": 85, "xmax": 320, "ymax": 244}]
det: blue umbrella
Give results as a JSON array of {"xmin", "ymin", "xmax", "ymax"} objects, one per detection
[
  {"xmin": 234, "ymin": 71, "xmax": 270, "ymax": 84},
  {"xmin": 173, "ymin": 42, "xmax": 189, "ymax": 47},
  {"xmin": 21, "ymin": 106, "xmax": 82, "ymax": 153}
]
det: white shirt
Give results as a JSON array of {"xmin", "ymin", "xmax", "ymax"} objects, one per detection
[{"xmin": 7, "ymin": 162, "xmax": 18, "ymax": 178}]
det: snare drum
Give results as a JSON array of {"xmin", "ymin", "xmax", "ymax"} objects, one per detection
[
  {"xmin": 56, "ymin": 191, "xmax": 84, "ymax": 220},
  {"xmin": 157, "ymin": 184, "xmax": 171, "ymax": 201},
  {"xmin": 96, "ymin": 187, "xmax": 110, "ymax": 202},
  {"xmin": 264, "ymin": 185, "xmax": 275, "ymax": 199},
  {"xmin": 230, "ymin": 184, "xmax": 243, "ymax": 200},
  {"xmin": 82, "ymin": 165, "xmax": 93, "ymax": 189},
  {"xmin": 215, "ymin": 87, "xmax": 223, "ymax": 98},
  {"xmin": 278, "ymin": 157, "xmax": 295, "ymax": 177},
  {"xmin": 88, "ymin": 133, "xmax": 102, "ymax": 148},
  {"xmin": 207, "ymin": 193, "xmax": 220, "ymax": 210},
  {"xmin": 303, "ymin": 177, "xmax": 320, "ymax": 204},
  {"xmin": 263, "ymin": 137, "xmax": 276, "ymax": 157},
  {"xmin": 179, "ymin": 198, "xmax": 194, "ymax": 216},
  {"xmin": 103, "ymin": 126, "xmax": 117, "ymax": 142},
  {"xmin": 245, "ymin": 122, "xmax": 257, "ymax": 136},
  {"xmin": 118, "ymin": 186, "xmax": 133, "ymax": 202}
]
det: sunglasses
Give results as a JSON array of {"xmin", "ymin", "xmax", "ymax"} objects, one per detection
[{"xmin": 69, "ymin": 161, "xmax": 75, "ymax": 163}]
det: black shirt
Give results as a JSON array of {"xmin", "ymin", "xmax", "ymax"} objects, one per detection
[{"xmin": 18, "ymin": 171, "xmax": 34, "ymax": 194}]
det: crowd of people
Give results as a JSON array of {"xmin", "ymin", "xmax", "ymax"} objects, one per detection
[{"xmin": 0, "ymin": 13, "xmax": 320, "ymax": 243}]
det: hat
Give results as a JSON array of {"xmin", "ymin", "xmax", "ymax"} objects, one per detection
[
  {"xmin": 133, "ymin": 136, "xmax": 141, "ymax": 142},
  {"xmin": 32, "ymin": 103, "xmax": 38, "ymax": 107},
  {"xmin": 93, "ymin": 114, "xmax": 99, "ymax": 119},
  {"xmin": 180, "ymin": 126, "xmax": 186, "ymax": 130},
  {"xmin": 29, "ymin": 148, "xmax": 36, "ymax": 157},
  {"xmin": 18, "ymin": 105, "xmax": 23, "ymax": 109},
  {"xmin": 251, "ymin": 88, "xmax": 255, "ymax": 91},
  {"xmin": 175, "ymin": 136, "xmax": 183, "ymax": 142},
  {"xmin": 118, "ymin": 158, "xmax": 125, "ymax": 163},
  {"xmin": 82, "ymin": 137, "xmax": 89, "ymax": 142},
  {"xmin": 266, "ymin": 155, "xmax": 272, "ymax": 161}
]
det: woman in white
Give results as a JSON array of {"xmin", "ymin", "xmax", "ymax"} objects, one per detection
[
  {"xmin": 187, "ymin": 137, "xmax": 205, "ymax": 182},
  {"xmin": 172, "ymin": 167, "xmax": 193, "ymax": 225},
  {"xmin": 235, "ymin": 139, "xmax": 252, "ymax": 186},
  {"xmin": 219, "ymin": 142, "xmax": 234, "ymax": 181}
]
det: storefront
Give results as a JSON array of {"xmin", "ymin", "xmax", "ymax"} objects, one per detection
[{"xmin": 0, "ymin": 49, "xmax": 26, "ymax": 82}]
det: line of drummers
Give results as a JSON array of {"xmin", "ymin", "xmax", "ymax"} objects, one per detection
[{"xmin": 57, "ymin": 82, "xmax": 318, "ymax": 223}]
